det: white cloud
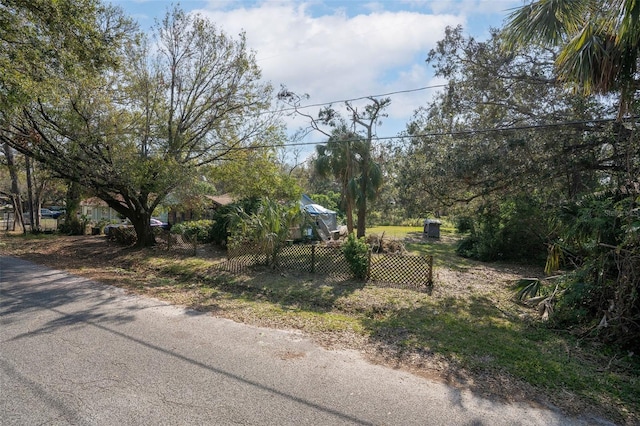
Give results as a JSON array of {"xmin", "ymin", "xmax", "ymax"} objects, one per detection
[
  {"xmin": 194, "ymin": 2, "xmax": 465, "ymax": 137},
  {"xmin": 424, "ymin": 0, "xmax": 520, "ymax": 16}
]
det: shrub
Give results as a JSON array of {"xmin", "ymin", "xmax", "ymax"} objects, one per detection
[
  {"xmin": 455, "ymin": 197, "xmax": 547, "ymax": 262},
  {"xmin": 229, "ymin": 198, "xmax": 302, "ymax": 266},
  {"xmin": 109, "ymin": 226, "xmax": 137, "ymax": 245},
  {"xmin": 171, "ymin": 220, "xmax": 214, "ymax": 243},
  {"xmin": 547, "ymin": 193, "xmax": 640, "ymax": 351},
  {"xmin": 210, "ymin": 197, "xmax": 262, "ymax": 246},
  {"xmin": 454, "ymin": 216, "xmax": 474, "ymax": 233},
  {"xmin": 342, "ymin": 233, "xmax": 370, "ymax": 280},
  {"xmin": 366, "ymin": 233, "xmax": 406, "ymax": 254}
]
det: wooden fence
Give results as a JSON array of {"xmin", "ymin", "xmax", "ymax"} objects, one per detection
[{"xmin": 221, "ymin": 243, "xmax": 433, "ymax": 290}]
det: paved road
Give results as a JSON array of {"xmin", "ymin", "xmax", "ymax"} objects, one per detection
[{"xmin": 0, "ymin": 256, "xmax": 604, "ymax": 425}]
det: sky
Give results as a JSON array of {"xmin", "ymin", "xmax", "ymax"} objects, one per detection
[{"xmin": 108, "ymin": 0, "xmax": 523, "ymax": 152}]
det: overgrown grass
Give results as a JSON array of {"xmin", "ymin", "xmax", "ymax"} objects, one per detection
[
  {"xmin": 134, "ymin": 250, "xmax": 639, "ymax": 424},
  {"xmin": 3, "ymin": 231, "xmax": 638, "ymax": 424}
]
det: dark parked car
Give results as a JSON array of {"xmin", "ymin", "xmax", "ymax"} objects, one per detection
[
  {"xmin": 104, "ymin": 218, "xmax": 168, "ymax": 236},
  {"xmin": 40, "ymin": 208, "xmax": 64, "ymax": 219}
]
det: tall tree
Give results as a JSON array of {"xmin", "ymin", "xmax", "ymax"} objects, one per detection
[
  {"xmin": 279, "ymin": 89, "xmax": 387, "ymax": 237},
  {"xmin": 397, "ymin": 26, "xmax": 611, "ymax": 211},
  {"xmin": 315, "ymin": 126, "xmax": 361, "ymax": 234},
  {"xmin": 2, "ymin": 5, "xmax": 277, "ymax": 246},
  {"xmin": 207, "ymin": 126, "xmax": 301, "ymax": 202},
  {"xmin": 347, "ymin": 98, "xmax": 386, "ymax": 238},
  {"xmin": 504, "ymin": 0, "xmax": 640, "ymax": 349},
  {"xmin": 0, "ymin": 0, "xmax": 134, "ymax": 117}
]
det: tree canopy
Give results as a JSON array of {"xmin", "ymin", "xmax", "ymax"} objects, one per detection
[
  {"xmin": 397, "ymin": 26, "xmax": 613, "ymax": 212},
  {"xmin": 1, "ymin": 4, "xmax": 278, "ymax": 246}
]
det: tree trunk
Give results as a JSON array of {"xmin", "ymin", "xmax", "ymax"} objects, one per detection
[
  {"xmin": 356, "ymin": 148, "xmax": 370, "ymax": 239},
  {"xmin": 2, "ymin": 143, "xmax": 25, "ymax": 233},
  {"xmin": 25, "ymin": 156, "xmax": 37, "ymax": 232},
  {"xmin": 63, "ymin": 181, "xmax": 83, "ymax": 234},
  {"xmin": 356, "ymin": 200, "xmax": 366, "ymax": 238},
  {"xmin": 131, "ymin": 212, "xmax": 156, "ymax": 247},
  {"xmin": 344, "ymin": 196, "xmax": 354, "ymax": 234}
]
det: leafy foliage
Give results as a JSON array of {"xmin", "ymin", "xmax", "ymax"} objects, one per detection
[
  {"xmin": 281, "ymin": 90, "xmax": 388, "ymax": 238},
  {"xmin": 455, "ymin": 196, "xmax": 548, "ymax": 262},
  {"xmin": 547, "ymin": 192, "xmax": 640, "ymax": 350},
  {"xmin": 504, "ymin": 0, "xmax": 640, "ymax": 114},
  {"xmin": 1, "ymin": 5, "xmax": 276, "ymax": 247},
  {"xmin": 229, "ymin": 197, "xmax": 302, "ymax": 266},
  {"xmin": 342, "ymin": 233, "xmax": 370, "ymax": 280},
  {"xmin": 171, "ymin": 220, "xmax": 215, "ymax": 243},
  {"xmin": 397, "ymin": 25, "xmax": 608, "ymax": 211},
  {"xmin": 207, "ymin": 126, "xmax": 301, "ymax": 201},
  {"xmin": 209, "ymin": 198, "xmax": 261, "ymax": 247}
]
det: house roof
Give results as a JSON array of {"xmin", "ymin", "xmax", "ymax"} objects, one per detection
[
  {"xmin": 80, "ymin": 197, "xmax": 109, "ymax": 207},
  {"xmin": 205, "ymin": 194, "xmax": 235, "ymax": 207}
]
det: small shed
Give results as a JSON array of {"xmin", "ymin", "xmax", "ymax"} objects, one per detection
[
  {"xmin": 303, "ymin": 203, "xmax": 338, "ymax": 232},
  {"xmin": 423, "ymin": 219, "xmax": 441, "ymax": 238},
  {"xmin": 300, "ymin": 194, "xmax": 338, "ymax": 241}
]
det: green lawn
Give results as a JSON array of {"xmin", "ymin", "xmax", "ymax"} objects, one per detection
[{"xmin": 366, "ymin": 225, "xmax": 424, "ymax": 239}]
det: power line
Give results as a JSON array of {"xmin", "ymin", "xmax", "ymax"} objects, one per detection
[
  {"xmin": 277, "ymin": 84, "xmax": 447, "ymax": 113},
  {"xmin": 141, "ymin": 116, "xmax": 631, "ymax": 156},
  {"xmin": 220, "ymin": 116, "xmax": 624, "ymax": 152}
]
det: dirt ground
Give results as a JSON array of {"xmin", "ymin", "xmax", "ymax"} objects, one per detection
[{"xmin": 0, "ymin": 234, "xmax": 624, "ymax": 424}]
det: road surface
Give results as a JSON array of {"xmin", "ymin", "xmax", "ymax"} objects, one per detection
[{"xmin": 0, "ymin": 256, "xmax": 606, "ymax": 425}]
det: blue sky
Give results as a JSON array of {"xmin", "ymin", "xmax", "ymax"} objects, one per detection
[{"xmin": 108, "ymin": 0, "xmax": 522, "ymax": 148}]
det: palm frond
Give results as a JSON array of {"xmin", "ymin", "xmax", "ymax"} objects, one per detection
[
  {"xmin": 557, "ymin": 21, "xmax": 620, "ymax": 93},
  {"xmin": 514, "ymin": 278, "xmax": 543, "ymax": 301},
  {"xmin": 503, "ymin": 0, "xmax": 591, "ymax": 49},
  {"xmin": 545, "ymin": 243, "xmax": 565, "ymax": 275}
]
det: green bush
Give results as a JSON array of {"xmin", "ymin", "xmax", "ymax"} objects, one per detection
[
  {"xmin": 171, "ymin": 220, "xmax": 214, "ymax": 243},
  {"xmin": 455, "ymin": 197, "xmax": 548, "ymax": 262},
  {"xmin": 454, "ymin": 216, "xmax": 474, "ymax": 233},
  {"xmin": 342, "ymin": 233, "xmax": 370, "ymax": 280},
  {"xmin": 547, "ymin": 193, "xmax": 640, "ymax": 350},
  {"xmin": 210, "ymin": 198, "xmax": 261, "ymax": 246}
]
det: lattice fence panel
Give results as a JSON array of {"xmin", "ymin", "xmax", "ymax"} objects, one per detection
[
  {"xmin": 275, "ymin": 244, "xmax": 314, "ymax": 273},
  {"xmin": 221, "ymin": 243, "xmax": 268, "ymax": 273},
  {"xmin": 369, "ymin": 253, "xmax": 433, "ymax": 288},
  {"xmin": 220, "ymin": 243, "xmax": 433, "ymax": 291},
  {"xmin": 312, "ymin": 246, "xmax": 352, "ymax": 277}
]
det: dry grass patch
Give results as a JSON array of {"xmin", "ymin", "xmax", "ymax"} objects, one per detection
[{"xmin": 1, "ymin": 232, "xmax": 638, "ymax": 425}]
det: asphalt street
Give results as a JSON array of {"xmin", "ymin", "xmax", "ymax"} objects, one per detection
[{"xmin": 0, "ymin": 256, "xmax": 603, "ymax": 425}]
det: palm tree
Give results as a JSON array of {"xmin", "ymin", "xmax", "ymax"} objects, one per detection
[
  {"xmin": 504, "ymin": 0, "xmax": 640, "ymax": 117},
  {"xmin": 315, "ymin": 127, "xmax": 362, "ymax": 234}
]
